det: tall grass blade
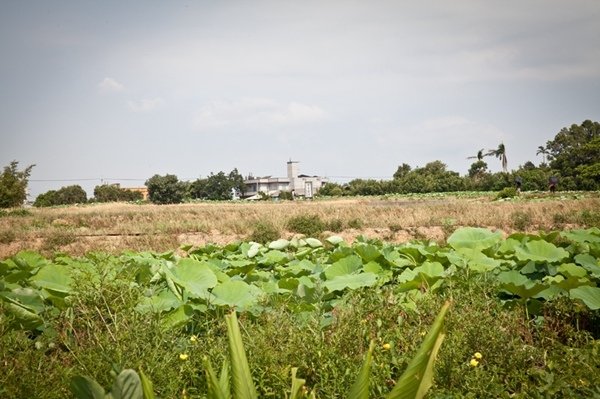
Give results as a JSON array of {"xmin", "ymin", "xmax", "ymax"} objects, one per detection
[
  {"xmin": 219, "ymin": 359, "xmax": 231, "ymax": 399},
  {"xmin": 290, "ymin": 367, "xmax": 306, "ymax": 399},
  {"xmin": 225, "ymin": 311, "xmax": 258, "ymax": 399},
  {"xmin": 138, "ymin": 369, "xmax": 155, "ymax": 399},
  {"xmin": 347, "ymin": 340, "xmax": 375, "ymax": 399},
  {"xmin": 386, "ymin": 301, "xmax": 450, "ymax": 399},
  {"xmin": 203, "ymin": 357, "xmax": 229, "ymax": 399}
]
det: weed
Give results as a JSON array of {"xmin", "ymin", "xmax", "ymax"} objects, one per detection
[
  {"xmin": 248, "ymin": 221, "xmax": 280, "ymax": 243},
  {"xmin": 325, "ymin": 219, "xmax": 344, "ymax": 232},
  {"xmin": 511, "ymin": 211, "xmax": 532, "ymax": 231},
  {"xmin": 347, "ymin": 218, "xmax": 363, "ymax": 229},
  {"xmin": 578, "ymin": 209, "xmax": 600, "ymax": 227},
  {"xmin": 388, "ymin": 223, "xmax": 402, "ymax": 233},
  {"xmin": 441, "ymin": 218, "xmax": 456, "ymax": 238},
  {"xmin": 43, "ymin": 229, "xmax": 76, "ymax": 249},
  {"xmin": 286, "ymin": 214, "xmax": 325, "ymax": 236},
  {"xmin": 0, "ymin": 230, "xmax": 16, "ymax": 244}
]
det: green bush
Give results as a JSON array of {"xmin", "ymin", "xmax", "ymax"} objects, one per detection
[
  {"xmin": 325, "ymin": 219, "xmax": 344, "ymax": 232},
  {"xmin": 248, "ymin": 221, "xmax": 280, "ymax": 243},
  {"xmin": 347, "ymin": 218, "xmax": 363, "ymax": 229},
  {"xmin": 496, "ymin": 187, "xmax": 517, "ymax": 200},
  {"xmin": 511, "ymin": 211, "xmax": 532, "ymax": 230},
  {"xmin": 286, "ymin": 214, "xmax": 325, "ymax": 236}
]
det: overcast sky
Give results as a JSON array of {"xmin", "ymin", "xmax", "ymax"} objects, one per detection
[{"xmin": 1, "ymin": 1, "xmax": 599, "ymax": 199}]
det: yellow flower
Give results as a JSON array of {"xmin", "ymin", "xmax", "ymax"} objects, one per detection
[
  {"xmin": 382, "ymin": 343, "xmax": 391, "ymax": 350},
  {"xmin": 469, "ymin": 358, "xmax": 479, "ymax": 367},
  {"xmin": 474, "ymin": 352, "xmax": 482, "ymax": 359},
  {"xmin": 190, "ymin": 335, "xmax": 198, "ymax": 343},
  {"xmin": 179, "ymin": 353, "xmax": 189, "ymax": 361}
]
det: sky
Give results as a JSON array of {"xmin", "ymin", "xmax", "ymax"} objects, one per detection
[{"xmin": 1, "ymin": 1, "xmax": 599, "ymax": 199}]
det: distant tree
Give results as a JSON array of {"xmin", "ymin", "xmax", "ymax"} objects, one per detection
[
  {"xmin": 468, "ymin": 160, "xmax": 488, "ymax": 178},
  {"xmin": 94, "ymin": 185, "xmax": 143, "ymax": 202},
  {"xmin": 536, "ymin": 145, "xmax": 549, "ymax": 166},
  {"xmin": 34, "ymin": 185, "xmax": 87, "ymax": 207},
  {"xmin": 545, "ymin": 120, "xmax": 600, "ymax": 189},
  {"xmin": 486, "ymin": 143, "xmax": 508, "ymax": 172},
  {"xmin": 467, "ymin": 149, "xmax": 485, "ymax": 162},
  {"xmin": 145, "ymin": 174, "xmax": 186, "ymax": 204},
  {"xmin": 522, "ymin": 161, "xmax": 536, "ymax": 170},
  {"xmin": 189, "ymin": 168, "xmax": 246, "ymax": 201},
  {"xmin": 318, "ymin": 182, "xmax": 344, "ymax": 196},
  {"xmin": 393, "ymin": 163, "xmax": 412, "ymax": 180},
  {"xmin": 0, "ymin": 161, "xmax": 35, "ymax": 208}
]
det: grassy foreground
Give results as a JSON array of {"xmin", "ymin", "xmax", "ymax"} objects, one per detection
[{"xmin": 1, "ymin": 193, "xmax": 600, "ymax": 398}]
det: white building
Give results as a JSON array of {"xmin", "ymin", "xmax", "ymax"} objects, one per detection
[{"xmin": 243, "ymin": 161, "xmax": 327, "ymax": 199}]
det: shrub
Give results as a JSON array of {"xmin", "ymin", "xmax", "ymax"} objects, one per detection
[
  {"xmin": 511, "ymin": 211, "xmax": 532, "ymax": 231},
  {"xmin": 347, "ymin": 218, "xmax": 363, "ymax": 229},
  {"xmin": 145, "ymin": 174, "xmax": 186, "ymax": 204},
  {"xmin": 278, "ymin": 191, "xmax": 294, "ymax": 201},
  {"xmin": 34, "ymin": 185, "xmax": 87, "ymax": 207},
  {"xmin": 496, "ymin": 187, "xmax": 517, "ymax": 200},
  {"xmin": 0, "ymin": 161, "xmax": 35, "ymax": 208},
  {"xmin": 286, "ymin": 214, "xmax": 325, "ymax": 236},
  {"xmin": 248, "ymin": 221, "xmax": 280, "ymax": 244},
  {"xmin": 325, "ymin": 219, "xmax": 344, "ymax": 232}
]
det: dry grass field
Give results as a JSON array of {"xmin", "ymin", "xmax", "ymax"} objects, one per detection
[{"xmin": 1, "ymin": 192, "xmax": 599, "ymax": 258}]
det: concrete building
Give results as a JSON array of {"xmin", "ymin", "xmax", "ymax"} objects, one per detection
[{"xmin": 243, "ymin": 161, "xmax": 327, "ymax": 199}]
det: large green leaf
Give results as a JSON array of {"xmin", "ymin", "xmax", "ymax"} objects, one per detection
[
  {"xmin": 514, "ymin": 240, "xmax": 569, "ymax": 263},
  {"xmin": 135, "ymin": 289, "xmax": 182, "ymax": 314},
  {"xmin": 570, "ymin": 286, "xmax": 600, "ymax": 310},
  {"xmin": 324, "ymin": 255, "xmax": 362, "ymax": 279},
  {"xmin": 455, "ymin": 248, "xmax": 502, "ymax": 272},
  {"xmin": 497, "ymin": 271, "xmax": 547, "ymax": 299},
  {"xmin": 323, "ymin": 273, "xmax": 378, "ymax": 292},
  {"xmin": 1, "ymin": 287, "xmax": 45, "ymax": 314},
  {"xmin": 171, "ymin": 259, "xmax": 218, "ymax": 298},
  {"xmin": 387, "ymin": 301, "xmax": 450, "ymax": 399},
  {"xmin": 355, "ymin": 244, "xmax": 382, "ymax": 263},
  {"xmin": 70, "ymin": 375, "xmax": 106, "ymax": 399},
  {"xmin": 211, "ymin": 280, "xmax": 262, "ymax": 310},
  {"xmin": 111, "ymin": 369, "xmax": 143, "ymax": 399},
  {"xmin": 225, "ymin": 312, "xmax": 258, "ymax": 399},
  {"xmin": 575, "ymin": 254, "xmax": 600, "ymax": 277},
  {"xmin": 268, "ymin": 239, "xmax": 289, "ymax": 250},
  {"xmin": 447, "ymin": 228, "xmax": 502, "ymax": 251},
  {"xmin": 30, "ymin": 264, "xmax": 72, "ymax": 294},
  {"xmin": 561, "ymin": 229, "xmax": 600, "ymax": 244}
]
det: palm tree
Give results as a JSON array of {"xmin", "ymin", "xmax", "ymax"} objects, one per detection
[
  {"xmin": 536, "ymin": 145, "xmax": 549, "ymax": 165},
  {"xmin": 486, "ymin": 142, "xmax": 508, "ymax": 172},
  {"xmin": 466, "ymin": 148, "xmax": 485, "ymax": 161}
]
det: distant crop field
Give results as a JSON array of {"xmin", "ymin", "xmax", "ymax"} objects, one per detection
[{"xmin": 1, "ymin": 191, "xmax": 599, "ymax": 258}]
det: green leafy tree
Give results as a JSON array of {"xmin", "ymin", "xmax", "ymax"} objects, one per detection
[
  {"xmin": 545, "ymin": 120, "xmax": 599, "ymax": 190},
  {"xmin": 393, "ymin": 163, "xmax": 412, "ymax": 180},
  {"xmin": 467, "ymin": 160, "xmax": 488, "ymax": 178},
  {"xmin": 0, "ymin": 161, "xmax": 35, "ymax": 208},
  {"xmin": 190, "ymin": 169, "xmax": 246, "ymax": 201},
  {"xmin": 94, "ymin": 185, "xmax": 143, "ymax": 202},
  {"xmin": 145, "ymin": 174, "xmax": 186, "ymax": 204},
  {"xmin": 536, "ymin": 145, "xmax": 549, "ymax": 166},
  {"xmin": 34, "ymin": 185, "xmax": 87, "ymax": 207}
]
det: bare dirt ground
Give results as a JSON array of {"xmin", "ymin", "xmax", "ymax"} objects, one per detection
[{"xmin": 1, "ymin": 193, "xmax": 598, "ymax": 258}]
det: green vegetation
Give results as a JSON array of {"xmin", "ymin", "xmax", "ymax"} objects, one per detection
[
  {"xmin": 145, "ymin": 174, "xmax": 187, "ymax": 204},
  {"xmin": 34, "ymin": 185, "xmax": 88, "ymax": 207},
  {"xmin": 0, "ymin": 161, "xmax": 34, "ymax": 208},
  {"xmin": 93, "ymin": 184, "xmax": 143, "ymax": 203},
  {"xmin": 2, "ymin": 227, "xmax": 600, "ymax": 397},
  {"xmin": 189, "ymin": 169, "xmax": 245, "ymax": 201},
  {"xmin": 286, "ymin": 214, "xmax": 325, "ymax": 236}
]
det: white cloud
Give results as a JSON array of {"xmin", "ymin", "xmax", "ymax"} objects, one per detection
[
  {"xmin": 193, "ymin": 98, "xmax": 326, "ymax": 131},
  {"xmin": 97, "ymin": 77, "xmax": 124, "ymax": 93},
  {"xmin": 127, "ymin": 97, "xmax": 165, "ymax": 113}
]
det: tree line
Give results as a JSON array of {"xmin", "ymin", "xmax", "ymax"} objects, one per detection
[{"xmin": 0, "ymin": 119, "xmax": 598, "ymax": 208}]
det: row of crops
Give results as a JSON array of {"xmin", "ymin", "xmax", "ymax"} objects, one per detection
[{"xmin": 2, "ymin": 227, "xmax": 600, "ymax": 335}]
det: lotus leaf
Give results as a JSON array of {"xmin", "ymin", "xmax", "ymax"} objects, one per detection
[
  {"xmin": 171, "ymin": 259, "xmax": 218, "ymax": 298},
  {"xmin": 324, "ymin": 255, "xmax": 362, "ymax": 279},
  {"xmin": 514, "ymin": 240, "xmax": 569, "ymax": 263},
  {"xmin": 322, "ymin": 272, "xmax": 378, "ymax": 292},
  {"xmin": 211, "ymin": 280, "xmax": 262, "ymax": 309},
  {"xmin": 447, "ymin": 227, "xmax": 502, "ymax": 251},
  {"xmin": 31, "ymin": 264, "xmax": 72, "ymax": 294},
  {"xmin": 569, "ymin": 286, "xmax": 600, "ymax": 310},
  {"xmin": 561, "ymin": 229, "xmax": 600, "ymax": 244},
  {"xmin": 268, "ymin": 239, "xmax": 289, "ymax": 250},
  {"xmin": 575, "ymin": 254, "xmax": 600, "ymax": 277},
  {"xmin": 355, "ymin": 244, "xmax": 382, "ymax": 263},
  {"xmin": 305, "ymin": 238, "xmax": 323, "ymax": 248},
  {"xmin": 497, "ymin": 270, "xmax": 547, "ymax": 299},
  {"xmin": 558, "ymin": 263, "xmax": 588, "ymax": 278},
  {"xmin": 326, "ymin": 235, "xmax": 345, "ymax": 245},
  {"xmin": 456, "ymin": 248, "xmax": 502, "ymax": 272}
]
